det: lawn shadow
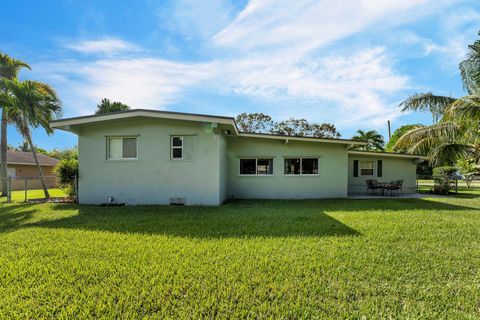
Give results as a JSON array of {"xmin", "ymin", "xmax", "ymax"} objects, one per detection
[
  {"xmin": 29, "ymin": 201, "xmax": 360, "ymax": 238},
  {"xmin": 21, "ymin": 197, "xmax": 480, "ymax": 238},
  {"xmin": 0, "ymin": 204, "xmax": 37, "ymax": 233}
]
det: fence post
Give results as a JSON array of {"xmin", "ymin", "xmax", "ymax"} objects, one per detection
[
  {"xmin": 74, "ymin": 174, "xmax": 78, "ymax": 203},
  {"xmin": 6, "ymin": 177, "xmax": 11, "ymax": 203},
  {"xmin": 24, "ymin": 177, "xmax": 28, "ymax": 203}
]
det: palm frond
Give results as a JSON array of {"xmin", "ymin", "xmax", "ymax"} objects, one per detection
[
  {"xmin": 0, "ymin": 53, "xmax": 31, "ymax": 79},
  {"xmin": 445, "ymin": 94, "xmax": 480, "ymax": 120},
  {"xmin": 459, "ymin": 33, "xmax": 480, "ymax": 95},
  {"xmin": 395, "ymin": 122, "xmax": 462, "ymax": 149},
  {"xmin": 428, "ymin": 143, "xmax": 474, "ymax": 166},
  {"xmin": 399, "ymin": 92, "xmax": 457, "ymax": 122}
]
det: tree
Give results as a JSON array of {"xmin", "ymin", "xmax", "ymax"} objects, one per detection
[
  {"xmin": 456, "ymin": 158, "xmax": 478, "ymax": 188},
  {"xmin": 236, "ymin": 113, "xmax": 341, "ymax": 138},
  {"xmin": 0, "ymin": 79, "xmax": 62, "ymax": 199},
  {"xmin": 396, "ymin": 31, "xmax": 480, "ymax": 166},
  {"xmin": 14, "ymin": 140, "xmax": 49, "ymax": 155},
  {"xmin": 0, "ymin": 53, "xmax": 30, "ymax": 195},
  {"xmin": 271, "ymin": 118, "xmax": 310, "ymax": 136},
  {"xmin": 47, "ymin": 147, "xmax": 78, "ymax": 160},
  {"xmin": 385, "ymin": 124, "xmax": 424, "ymax": 153},
  {"xmin": 95, "ymin": 98, "xmax": 130, "ymax": 114},
  {"xmin": 351, "ymin": 130, "xmax": 385, "ymax": 151},
  {"xmin": 308, "ymin": 123, "xmax": 341, "ymax": 139},
  {"xmin": 235, "ymin": 113, "xmax": 274, "ymax": 133}
]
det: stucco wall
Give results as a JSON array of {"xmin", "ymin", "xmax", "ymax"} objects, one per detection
[
  {"xmin": 6, "ymin": 165, "xmax": 57, "ymax": 191},
  {"xmin": 347, "ymin": 155, "xmax": 417, "ymax": 194},
  {"xmin": 77, "ymin": 118, "xmax": 223, "ymax": 205},
  {"xmin": 218, "ymin": 135, "xmax": 228, "ymax": 204},
  {"xmin": 226, "ymin": 137, "xmax": 349, "ymax": 199}
]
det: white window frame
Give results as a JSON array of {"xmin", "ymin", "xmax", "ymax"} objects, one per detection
[
  {"xmin": 239, "ymin": 158, "xmax": 274, "ymax": 176},
  {"xmin": 171, "ymin": 136, "xmax": 184, "ymax": 160},
  {"xmin": 106, "ymin": 136, "xmax": 138, "ymax": 160},
  {"xmin": 359, "ymin": 160, "xmax": 375, "ymax": 177},
  {"xmin": 284, "ymin": 157, "xmax": 319, "ymax": 176}
]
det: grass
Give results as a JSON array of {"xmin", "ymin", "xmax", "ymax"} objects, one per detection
[
  {"xmin": 0, "ymin": 188, "xmax": 67, "ymax": 203},
  {"xmin": 1, "ymin": 194, "xmax": 480, "ymax": 318}
]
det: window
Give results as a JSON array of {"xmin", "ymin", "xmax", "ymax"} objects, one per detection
[
  {"xmin": 284, "ymin": 158, "xmax": 319, "ymax": 175},
  {"xmin": 107, "ymin": 137, "xmax": 137, "ymax": 160},
  {"xmin": 239, "ymin": 158, "xmax": 273, "ymax": 175},
  {"xmin": 360, "ymin": 160, "xmax": 375, "ymax": 176},
  {"xmin": 171, "ymin": 136, "xmax": 183, "ymax": 160}
]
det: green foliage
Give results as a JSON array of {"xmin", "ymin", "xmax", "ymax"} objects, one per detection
[
  {"xmin": 0, "ymin": 52, "xmax": 30, "ymax": 80},
  {"xmin": 456, "ymin": 158, "xmax": 479, "ymax": 188},
  {"xmin": 235, "ymin": 112, "xmax": 274, "ymax": 133},
  {"xmin": 385, "ymin": 124, "xmax": 423, "ymax": 153},
  {"xmin": 95, "ymin": 98, "xmax": 130, "ymax": 114},
  {"xmin": 432, "ymin": 166, "xmax": 457, "ymax": 194},
  {"xmin": 235, "ymin": 113, "xmax": 341, "ymax": 138},
  {"xmin": 351, "ymin": 129, "xmax": 385, "ymax": 151},
  {"xmin": 13, "ymin": 141, "xmax": 48, "ymax": 154},
  {"xmin": 398, "ymin": 32, "xmax": 480, "ymax": 165},
  {"xmin": 47, "ymin": 147, "xmax": 78, "ymax": 160},
  {"xmin": 1, "ymin": 197, "xmax": 480, "ymax": 317},
  {"xmin": 416, "ymin": 162, "xmax": 433, "ymax": 178},
  {"xmin": 54, "ymin": 158, "xmax": 78, "ymax": 198}
]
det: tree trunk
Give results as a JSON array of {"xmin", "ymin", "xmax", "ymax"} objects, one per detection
[
  {"xmin": 0, "ymin": 108, "xmax": 8, "ymax": 196},
  {"xmin": 25, "ymin": 127, "xmax": 50, "ymax": 199}
]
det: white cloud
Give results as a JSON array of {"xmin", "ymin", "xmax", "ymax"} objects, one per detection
[
  {"xmin": 156, "ymin": 0, "xmax": 236, "ymax": 40},
  {"xmin": 213, "ymin": 0, "xmax": 444, "ymax": 54},
  {"xmin": 65, "ymin": 38, "xmax": 139, "ymax": 55},
  {"xmin": 43, "ymin": 0, "xmax": 468, "ymax": 130},
  {"xmin": 37, "ymin": 58, "xmax": 214, "ymax": 115}
]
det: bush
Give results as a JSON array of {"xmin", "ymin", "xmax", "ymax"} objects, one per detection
[
  {"xmin": 432, "ymin": 166, "xmax": 457, "ymax": 194},
  {"xmin": 54, "ymin": 158, "xmax": 78, "ymax": 198},
  {"xmin": 456, "ymin": 159, "xmax": 479, "ymax": 188}
]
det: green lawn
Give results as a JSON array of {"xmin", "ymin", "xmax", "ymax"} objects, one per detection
[
  {"xmin": 1, "ymin": 194, "xmax": 480, "ymax": 318},
  {"xmin": 0, "ymin": 188, "xmax": 68, "ymax": 203}
]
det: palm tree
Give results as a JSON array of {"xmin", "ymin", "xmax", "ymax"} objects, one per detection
[
  {"xmin": 0, "ymin": 53, "xmax": 30, "ymax": 195},
  {"xmin": 351, "ymin": 129, "xmax": 385, "ymax": 151},
  {"xmin": 396, "ymin": 31, "xmax": 480, "ymax": 165},
  {"xmin": 0, "ymin": 79, "xmax": 61, "ymax": 199},
  {"xmin": 95, "ymin": 98, "xmax": 130, "ymax": 114}
]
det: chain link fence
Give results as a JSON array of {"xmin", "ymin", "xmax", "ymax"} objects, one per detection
[{"xmin": 0, "ymin": 175, "xmax": 77, "ymax": 203}]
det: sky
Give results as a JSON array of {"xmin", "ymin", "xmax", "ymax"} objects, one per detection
[{"xmin": 1, "ymin": 0, "xmax": 480, "ymax": 149}]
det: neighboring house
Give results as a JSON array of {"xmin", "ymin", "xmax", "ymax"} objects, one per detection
[
  {"xmin": 51, "ymin": 109, "xmax": 426, "ymax": 205},
  {"xmin": 1, "ymin": 150, "xmax": 59, "ymax": 191}
]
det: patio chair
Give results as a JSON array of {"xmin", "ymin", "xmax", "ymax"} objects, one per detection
[
  {"xmin": 386, "ymin": 180, "xmax": 403, "ymax": 196},
  {"xmin": 366, "ymin": 179, "xmax": 381, "ymax": 195}
]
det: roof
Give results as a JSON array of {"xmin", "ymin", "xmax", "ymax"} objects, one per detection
[
  {"xmin": 348, "ymin": 150, "xmax": 428, "ymax": 160},
  {"xmin": 50, "ymin": 109, "xmax": 365, "ymax": 146},
  {"xmin": 237, "ymin": 132, "xmax": 365, "ymax": 145},
  {"xmin": 3, "ymin": 150, "xmax": 59, "ymax": 166}
]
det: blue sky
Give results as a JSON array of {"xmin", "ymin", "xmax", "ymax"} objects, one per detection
[{"xmin": 2, "ymin": 0, "xmax": 480, "ymax": 149}]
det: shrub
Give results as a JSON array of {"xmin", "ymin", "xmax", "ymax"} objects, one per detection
[
  {"xmin": 456, "ymin": 159, "xmax": 479, "ymax": 188},
  {"xmin": 432, "ymin": 166, "xmax": 457, "ymax": 194},
  {"xmin": 54, "ymin": 158, "xmax": 78, "ymax": 198}
]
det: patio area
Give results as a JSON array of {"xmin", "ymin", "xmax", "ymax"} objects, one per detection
[{"xmin": 347, "ymin": 193, "xmax": 447, "ymax": 199}]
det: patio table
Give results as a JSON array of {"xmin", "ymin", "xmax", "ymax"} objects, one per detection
[{"xmin": 376, "ymin": 182, "xmax": 392, "ymax": 196}]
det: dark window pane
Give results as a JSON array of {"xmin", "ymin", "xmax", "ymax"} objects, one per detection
[
  {"xmin": 240, "ymin": 159, "xmax": 256, "ymax": 175},
  {"xmin": 257, "ymin": 159, "xmax": 273, "ymax": 175},
  {"xmin": 172, "ymin": 147, "xmax": 183, "ymax": 159},
  {"xmin": 285, "ymin": 158, "xmax": 300, "ymax": 174},
  {"xmin": 122, "ymin": 138, "xmax": 137, "ymax": 158},
  {"xmin": 172, "ymin": 137, "xmax": 183, "ymax": 147},
  {"xmin": 302, "ymin": 158, "xmax": 318, "ymax": 174},
  {"xmin": 360, "ymin": 169, "xmax": 374, "ymax": 175}
]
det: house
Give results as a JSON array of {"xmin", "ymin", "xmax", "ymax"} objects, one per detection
[
  {"xmin": 51, "ymin": 109, "xmax": 426, "ymax": 205},
  {"xmin": 1, "ymin": 150, "xmax": 59, "ymax": 191}
]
